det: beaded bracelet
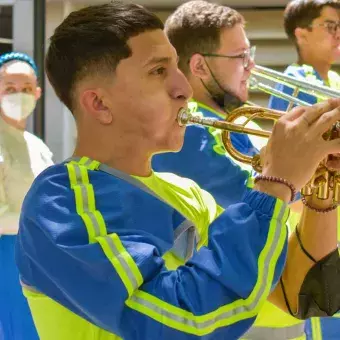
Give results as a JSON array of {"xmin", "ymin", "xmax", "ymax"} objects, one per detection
[
  {"xmin": 301, "ymin": 196, "xmax": 338, "ymax": 213},
  {"xmin": 254, "ymin": 175, "xmax": 296, "ymax": 202}
]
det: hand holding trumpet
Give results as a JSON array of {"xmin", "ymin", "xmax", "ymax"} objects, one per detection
[{"xmin": 256, "ymin": 99, "xmax": 340, "ymax": 203}]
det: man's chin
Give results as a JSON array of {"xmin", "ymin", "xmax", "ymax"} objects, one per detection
[
  {"xmin": 238, "ymin": 88, "xmax": 249, "ymax": 103},
  {"xmin": 331, "ymin": 47, "xmax": 340, "ymax": 62},
  {"xmin": 153, "ymin": 139, "xmax": 185, "ymax": 155}
]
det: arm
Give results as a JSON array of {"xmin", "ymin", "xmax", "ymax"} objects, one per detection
[
  {"xmin": 152, "ymin": 125, "xmax": 252, "ymax": 208},
  {"xmin": 17, "ymin": 176, "xmax": 289, "ymax": 340},
  {"xmin": 269, "ymin": 193, "xmax": 338, "ymax": 316},
  {"xmin": 261, "ymin": 99, "xmax": 340, "ymax": 316},
  {"xmin": 18, "ymin": 99, "xmax": 340, "ymax": 338}
]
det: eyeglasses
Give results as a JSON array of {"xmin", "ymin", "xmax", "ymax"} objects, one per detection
[
  {"xmin": 200, "ymin": 46, "xmax": 256, "ymax": 69},
  {"xmin": 309, "ymin": 21, "xmax": 340, "ymax": 36}
]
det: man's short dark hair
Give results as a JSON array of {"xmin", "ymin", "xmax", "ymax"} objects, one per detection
[
  {"xmin": 165, "ymin": 0, "xmax": 244, "ymax": 75},
  {"xmin": 284, "ymin": 0, "xmax": 340, "ymax": 43},
  {"xmin": 46, "ymin": 1, "xmax": 163, "ymax": 111}
]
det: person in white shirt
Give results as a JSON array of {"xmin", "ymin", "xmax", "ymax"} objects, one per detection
[{"xmin": 0, "ymin": 52, "xmax": 53, "ymax": 340}]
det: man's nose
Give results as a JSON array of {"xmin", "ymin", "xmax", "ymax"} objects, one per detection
[{"xmin": 171, "ymin": 69, "xmax": 193, "ymax": 101}]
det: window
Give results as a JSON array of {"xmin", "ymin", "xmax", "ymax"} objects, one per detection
[{"xmin": 0, "ymin": 6, "xmax": 12, "ymax": 54}]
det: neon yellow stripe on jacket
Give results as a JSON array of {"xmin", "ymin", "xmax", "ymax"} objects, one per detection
[
  {"xmin": 66, "ymin": 160, "xmax": 107, "ymax": 243},
  {"xmin": 125, "ymin": 199, "xmax": 288, "ymax": 336}
]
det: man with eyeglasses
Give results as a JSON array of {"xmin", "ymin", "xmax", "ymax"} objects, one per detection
[
  {"xmin": 269, "ymin": 0, "xmax": 340, "ymax": 112},
  {"xmin": 268, "ymin": 1, "xmax": 340, "ymax": 339},
  {"xmin": 153, "ymin": 1, "xmax": 261, "ymax": 210},
  {"xmin": 153, "ymin": 2, "xmax": 308, "ymax": 338}
]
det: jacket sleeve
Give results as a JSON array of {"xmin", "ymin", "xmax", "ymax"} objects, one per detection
[{"xmin": 16, "ymin": 174, "xmax": 289, "ymax": 339}]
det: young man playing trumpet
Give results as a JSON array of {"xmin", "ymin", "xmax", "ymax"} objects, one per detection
[
  {"xmin": 152, "ymin": 1, "xmax": 339, "ymax": 339},
  {"xmin": 15, "ymin": 1, "xmax": 340, "ymax": 339},
  {"xmin": 268, "ymin": 1, "xmax": 340, "ymax": 339},
  {"xmin": 269, "ymin": 0, "xmax": 340, "ymax": 112}
]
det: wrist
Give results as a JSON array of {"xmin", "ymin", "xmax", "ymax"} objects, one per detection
[
  {"xmin": 302, "ymin": 194, "xmax": 338, "ymax": 213},
  {"xmin": 254, "ymin": 180, "xmax": 292, "ymax": 203}
]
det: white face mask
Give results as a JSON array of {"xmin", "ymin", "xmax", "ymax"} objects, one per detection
[{"xmin": 1, "ymin": 93, "xmax": 36, "ymax": 121}]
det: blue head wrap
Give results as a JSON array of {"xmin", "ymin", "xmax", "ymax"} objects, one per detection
[{"xmin": 0, "ymin": 52, "xmax": 38, "ymax": 76}]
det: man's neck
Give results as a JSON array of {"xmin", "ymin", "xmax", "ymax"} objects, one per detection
[
  {"xmin": 0, "ymin": 112, "xmax": 26, "ymax": 131},
  {"xmin": 193, "ymin": 90, "xmax": 226, "ymax": 117},
  {"xmin": 298, "ymin": 52, "xmax": 331, "ymax": 82},
  {"xmin": 74, "ymin": 131, "xmax": 153, "ymax": 177}
]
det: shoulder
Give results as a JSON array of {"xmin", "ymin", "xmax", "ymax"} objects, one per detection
[
  {"xmin": 20, "ymin": 163, "xmax": 124, "ymax": 246},
  {"xmin": 154, "ymin": 171, "xmax": 201, "ymax": 192},
  {"xmin": 23, "ymin": 163, "xmax": 73, "ymax": 212},
  {"xmin": 329, "ymin": 69, "xmax": 340, "ymax": 79},
  {"xmin": 154, "ymin": 172, "xmax": 222, "ymax": 221},
  {"xmin": 328, "ymin": 70, "xmax": 340, "ymax": 89},
  {"xmin": 283, "ymin": 64, "xmax": 308, "ymax": 78},
  {"xmin": 20, "ymin": 163, "xmax": 86, "ymax": 245},
  {"xmin": 24, "ymin": 131, "xmax": 53, "ymax": 160},
  {"xmin": 24, "ymin": 131, "xmax": 48, "ymax": 147}
]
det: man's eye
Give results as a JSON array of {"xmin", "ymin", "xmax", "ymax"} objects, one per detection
[
  {"xmin": 4, "ymin": 87, "xmax": 16, "ymax": 94},
  {"xmin": 23, "ymin": 87, "xmax": 33, "ymax": 94},
  {"xmin": 150, "ymin": 67, "xmax": 166, "ymax": 76},
  {"xmin": 236, "ymin": 52, "xmax": 246, "ymax": 58}
]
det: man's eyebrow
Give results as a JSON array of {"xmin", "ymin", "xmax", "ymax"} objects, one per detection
[
  {"xmin": 229, "ymin": 46, "xmax": 249, "ymax": 54},
  {"xmin": 143, "ymin": 56, "xmax": 172, "ymax": 68},
  {"xmin": 4, "ymin": 81, "xmax": 33, "ymax": 85},
  {"xmin": 323, "ymin": 19, "xmax": 340, "ymax": 24}
]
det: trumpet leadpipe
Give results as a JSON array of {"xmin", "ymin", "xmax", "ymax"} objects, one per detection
[{"xmin": 177, "ymin": 109, "xmax": 271, "ymax": 138}]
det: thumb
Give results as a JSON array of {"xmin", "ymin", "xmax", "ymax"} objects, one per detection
[{"xmin": 323, "ymin": 138, "xmax": 340, "ymax": 156}]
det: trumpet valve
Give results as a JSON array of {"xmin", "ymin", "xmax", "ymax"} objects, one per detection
[
  {"xmin": 316, "ymin": 171, "xmax": 330, "ymax": 200},
  {"xmin": 251, "ymin": 154, "xmax": 262, "ymax": 173},
  {"xmin": 301, "ymin": 184, "xmax": 313, "ymax": 196},
  {"xmin": 333, "ymin": 174, "xmax": 340, "ymax": 203}
]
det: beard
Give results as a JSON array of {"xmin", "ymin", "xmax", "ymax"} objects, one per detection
[{"xmin": 203, "ymin": 78, "xmax": 245, "ymax": 113}]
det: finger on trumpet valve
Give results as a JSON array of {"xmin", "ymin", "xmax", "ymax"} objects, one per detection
[{"xmin": 301, "ymin": 182, "xmax": 314, "ymax": 196}]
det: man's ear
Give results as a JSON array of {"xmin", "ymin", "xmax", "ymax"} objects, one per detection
[
  {"xmin": 35, "ymin": 86, "xmax": 41, "ymax": 101},
  {"xmin": 189, "ymin": 54, "xmax": 211, "ymax": 80},
  {"xmin": 295, "ymin": 27, "xmax": 308, "ymax": 46},
  {"xmin": 79, "ymin": 88, "xmax": 113, "ymax": 125}
]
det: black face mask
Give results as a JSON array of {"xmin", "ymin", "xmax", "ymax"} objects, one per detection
[{"xmin": 201, "ymin": 58, "xmax": 245, "ymax": 113}]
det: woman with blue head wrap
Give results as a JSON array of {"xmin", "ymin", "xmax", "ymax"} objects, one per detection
[{"xmin": 0, "ymin": 52, "xmax": 53, "ymax": 340}]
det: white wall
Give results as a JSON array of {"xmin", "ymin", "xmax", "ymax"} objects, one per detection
[
  {"xmin": 45, "ymin": 1, "xmax": 77, "ymax": 162},
  {"xmin": 13, "ymin": 0, "xmax": 34, "ymax": 132}
]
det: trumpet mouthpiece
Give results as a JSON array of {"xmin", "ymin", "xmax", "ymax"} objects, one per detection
[{"xmin": 177, "ymin": 108, "xmax": 190, "ymax": 126}]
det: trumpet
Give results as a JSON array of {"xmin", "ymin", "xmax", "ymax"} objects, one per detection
[
  {"xmin": 178, "ymin": 66, "xmax": 340, "ymax": 203},
  {"xmin": 251, "ymin": 65, "xmax": 340, "ymax": 110}
]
